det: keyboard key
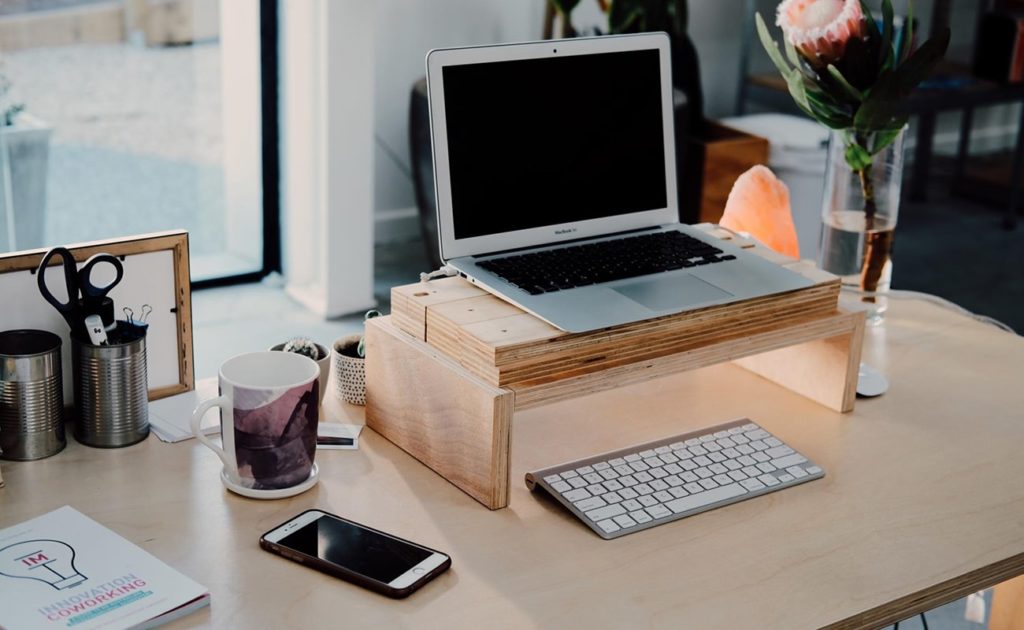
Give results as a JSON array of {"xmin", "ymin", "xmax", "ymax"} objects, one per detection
[
  {"xmin": 587, "ymin": 484, "xmax": 606, "ymax": 496},
  {"xmin": 724, "ymin": 460, "xmax": 742, "ymax": 471},
  {"xmin": 787, "ymin": 466, "xmax": 808, "ymax": 479},
  {"xmin": 638, "ymin": 495, "xmax": 659, "ymax": 507},
  {"xmin": 807, "ymin": 466, "xmax": 823, "ymax": 475},
  {"xmin": 699, "ymin": 435, "xmax": 716, "ymax": 443},
  {"xmin": 603, "ymin": 491, "xmax": 624, "ymax": 504},
  {"xmin": 569, "ymin": 477, "xmax": 588, "ymax": 489},
  {"xmin": 644, "ymin": 456, "xmax": 666, "ymax": 467},
  {"xmin": 576, "ymin": 466, "xmax": 595, "ymax": 475},
  {"xmin": 693, "ymin": 456, "xmax": 712, "ymax": 467},
  {"xmin": 722, "ymin": 448, "xmax": 740, "ymax": 459},
  {"xmin": 704, "ymin": 442, "xmax": 722, "ymax": 452},
  {"xmin": 756, "ymin": 462, "xmax": 776, "ymax": 473},
  {"xmin": 618, "ymin": 487, "xmax": 638, "ymax": 499},
  {"xmin": 708, "ymin": 451, "xmax": 726, "ymax": 462},
  {"xmin": 713, "ymin": 430, "xmax": 730, "ymax": 439},
  {"xmin": 646, "ymin": 505, "xmax": 673, "ymax": 519},
  {"xmin": 669, "ymin": 486, "xmax": 689, "ymax": 498},
  {"xmin": 614, "ymin": 515, "xmax": 638, "ymax": 529},
  {"xmin": 699, "ymin": 478, "xmax": 719, "ymax": 490},
  {"xmin": 737, "ymin": 455, "xmax": 756, "ymax": 466},
  {"xmin": 717, "ymin": 437, "xmax": 736, "ymax": 448},
  {"xmin": 660, "ymin": 453, "xmax": 679, "ymax": 464},
  {"xmin": 764, "ymin": 437, "xmax": 782, "ymax": 447},
  {"xmin": 635, "ymin": 483, "xmax": 655, "ymax": 495},
  {"xmin": 596, "ymin": 519, "xmax": 621, "ymax": 534},
  {"xmin": 741, "ymin": 423, "xmax": 758, "ymax": 431},
  {"xmin": 543, "ymin": 474, "xmax": 561, "ymax": 484},
  {"xmin": 609, "ymin": 458, "xmax": 626, "ymax": 467},
  {"xmin": 655, "ymin": 446, "xmax": 672, "ymax": 455},
  {"xmin": 634, "ymin": 471, "xmax": 654, "ymax": 483},
  {"xmin": 664, "ymin": 463, "xmax": 683, "ymax": 475},
  {"xmin": 563, "ymin": 489, "xmax": 591, "ymax": 502},
  {"xmin": 631, "ymin": 510, "xmax": 653, "ymax": 524},
  {"xmin": 621, "ymin": 499, "xmax": 643, "ymax": 511},
  {"xmin": 619, "ymin": 475, "xmax": 638, "ymax": 487},
  {"xmin": 649, "ymin": 479, "xmax": 669, "ymax": 491},
  {"xmin": 713, "ymin": 474, "xmax": 733, "ymax": 486},
  {"xmin": 653, "ymin": 491, "xmax": 673, "ymax": 503},
  {"xmin": 603, "ymin": 479, "xmax": 624, "ymax": 491},
  {"xmin": 708, "ymin": 463, "xmax": 728, "ymax": 474},
  {"xmin": 593, "ymin": 462, "xmax": 611, "ymax": 471},
  {"xmin": 615, "ymin": 465, "xmax": 634, "ymax": 476},
  {"xmin": 759, "ymin": 474, "xmax": 780, "ymax": 486},
  {"xmin": 742, "ymin": 466, "xmax": 761, "ymax": 478},
  {"xmin": 728, "ymin": 470, "xmax": 747, "ymax": 482},
  {"xmin": 624, "ymin": 454, "xmax": 641, "ymax": 463},
  {"xmin": 665, "ymin": 483, "xmax": 747, "ymax": 514},
  {"xmin": 639, "ymin": 449, "xmax": 657, "ymax": 458},
  {"xmin": 772, "ymin": 453, "xmax": 808, "ymax": 469},
  {"xmin": 684, "ymin": 438, "xmax": 701, "ymax": 447},
  {"xmin": 752, "ymin": 452, "xmax": 770, "ymax": 463},
  {"xmin": 683, "ymin": 482, "xmax": 704, "ymax": 494},
  {"xmin": 649, "ymin": 468, "xmax": 668, "ymax": 479},
  {"xmin": 747, "ymin": 429, "xmax": 770, "ymax": 440},
  {"xmin": 630, "ymin": 461, "xmax": 650, "ymax": 472},
  {"xmin": 740, "ymin": 478, "xmax": 766, "ymax": 491},
  {"xmin": 737, "ymin": 445, "xmax": 755, "ymax": 455},
  {"xmin": 732, "ymin": 434, "xmax": 750, "ymax": 444},
  {"xmin": 680, "ymin": 460, "xmax": 698, "ymax": 471},
  {"xmin": 680, "ymin": 471, "xmax": 700, "ymax": 483},
  {"xmin": 778, "ymin": 474, "xmax": 794, "ymax": 482},
  {"xmin": 560, "ymin": 470, "xmax": 579, "ymax": 479},
  {"xmin": 575, "ymin": 496, "xmax": 607, "ymax": 512},
  {"xmin": 665, "ymin": 474, "xmax": 684, "ymax": 487},
  {"xmin": 585, "ymin": 504, "xmax": 626, "ymax": 522},
  {"xmin": 551, "ymin": 481, "xmax": 571, "ymax": 493},
  {"xmin": 689, "ymin": 445, "xmax": 708, "ymax": 456},
  {"xmin": 584, "ymin": 473, "xmax": 604, "ymax": 484},
  {"xmin": 765, "ymin": 445, "xmax": 794, "ymax": 458},
  {"xmin": 599, "ymin": 469, "xmax": 619, "ymax": 481},
  {"xmin": 728, "ymin": 427, "xmax": 745, "ymax": 435},
  {"xmin": 695, "ymin": 467, "xmax": 713, "ymax": 479},
  {"xmin": 749, "ymin": 439, "xmax": 768, "ymax": 451},
  {"xmin": 669, "ymin": 442, "xmax": 686, "ymax": 450}
]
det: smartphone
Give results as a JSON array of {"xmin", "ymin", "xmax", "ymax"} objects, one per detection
[{"xmin": 259, "ymin": 509, "xmax": 451, "ymax": 599}]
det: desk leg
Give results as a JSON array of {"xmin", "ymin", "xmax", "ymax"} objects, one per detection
[
  {"xmin": 733, "ymin": 310, "xmax": 865, "ymax": 413},
  {"xmin": 365, "ymin": 317, "xmax": 515, "ymax": 510},
  {"xmin": 910, "ymin": 113, "xmax": 937, "ymax": 202},
  {"xmin": 992, "ymin": 575, "xmax": 1024, "ymax": 630},
  {"xmin": 1004, "ymin": 105, "xmax": 1024, "ymax": 230}
]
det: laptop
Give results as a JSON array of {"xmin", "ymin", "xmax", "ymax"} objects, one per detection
[{"xmin": 426, "ymin": 33, "xmax": 812, "ymax": 333}]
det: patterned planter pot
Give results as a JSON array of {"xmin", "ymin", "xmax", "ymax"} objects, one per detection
[{"xmin": 332, "ymin": 335, "xmax": 366, "ymax": 406}]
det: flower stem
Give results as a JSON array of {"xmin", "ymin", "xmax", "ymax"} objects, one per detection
[
  {"xmin": 857, "ymin": 167, "xmax": 877, "ymax": 232},
  {"xmin": 856, "ymin": 165, "xmax": 889, "ymax": 298}
]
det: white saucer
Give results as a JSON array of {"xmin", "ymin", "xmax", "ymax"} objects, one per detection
[
  {"xmin": 856, "ymin": 363, "xmax": 890, "ymax": 398},
  {"xmin": 220, "ymin": 463, "xmax": 320, "ymax": 499}
]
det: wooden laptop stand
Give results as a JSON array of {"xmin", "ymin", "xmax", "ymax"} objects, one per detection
[{"xmin": 365, "ymin": 226, "xmax": 865, "ymax": 509}]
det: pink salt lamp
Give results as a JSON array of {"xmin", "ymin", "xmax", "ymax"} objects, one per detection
[{"xmin": 719, "ymin": 165, "xmax": 800, "ymax": 259}]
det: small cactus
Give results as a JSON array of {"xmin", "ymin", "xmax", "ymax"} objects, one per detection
[
  {"xmin": 356, "ymin": 310, "xmax": 382, "ymax": 358},
  {"xmin": 283, "ymin": 337, "xmax": 321, "ymax": 360}
]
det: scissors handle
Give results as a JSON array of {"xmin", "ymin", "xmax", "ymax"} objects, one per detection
[
  {"xmin": 79, "ymin": 254, "xmax": 124, "ymax": 306},
  {"xmin": 36, "ymin": 247, "xmax": 81, "ymax": 318}
]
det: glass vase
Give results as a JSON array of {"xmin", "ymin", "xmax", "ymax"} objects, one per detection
[{"xmin": 818, "ymin": 127, "xmax": 906, "ymax": 325}]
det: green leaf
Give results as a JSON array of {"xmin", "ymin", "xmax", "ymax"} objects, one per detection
[
  {"xmin": 784, "ymin": 37, "xmax": 802, "ymax": 69},
  {"xmin": 854, "ymin": 70, "xmax": 901, "ymax": 133},
  {"xmin": 845, "ymin": 141, "xmax": 873, "ymax": 171},
  {"xmin": 879, "ymin": 0, "xmax": 895, "ymax": 70},
  {"xmin": 827, "ymin": 64, "xmax": 865, "ymax": 102},
  {"xmin": 900, "ymin": 1, "xmax": 915, "ymax": 64},
  {"xmin": 755, "ymin": 13, "xmax": 793, "ymax": 78},
  {"xmin": 860, "ymin": 0, "xmax": 881, "ymax": 41},
  {"xmin": 869, "ymin": 121, "xmax": 907, "ymax": 155},
  {"xmin": 891, "ymin": 27, "xmax": 950, "ymax": 96}
]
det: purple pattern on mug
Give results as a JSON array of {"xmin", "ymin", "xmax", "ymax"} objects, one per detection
[{"xmin": 229, "ymin": 380, "xmax": 319, "ymax": 490}]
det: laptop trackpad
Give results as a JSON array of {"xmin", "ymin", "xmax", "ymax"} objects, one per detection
[{"xmin": 613, "ymin": 274, "xmax": 733, "ymax": 311}]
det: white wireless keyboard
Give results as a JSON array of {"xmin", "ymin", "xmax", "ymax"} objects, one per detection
[{"xmin": 526, "ymin": 418, "xmax": 823, "ymax": 539}]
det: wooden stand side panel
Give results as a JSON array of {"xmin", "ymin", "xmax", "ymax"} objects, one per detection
[
  {"xmin": 734, "ymin": 310, "xmax": 865, "ymax": 412},
  {"xmin": 365, "ymin": 317, "xmax": 514, "ymax": 509}
]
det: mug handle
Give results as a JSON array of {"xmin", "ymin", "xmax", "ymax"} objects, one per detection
[{"xmin": 192, "ymin": 396, "xmax": 234, "ymax": 471}]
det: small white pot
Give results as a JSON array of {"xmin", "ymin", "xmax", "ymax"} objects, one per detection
[
  {"xmin": 332, "ymin": 335, "xmax": 366, "ymax": 406},
  {"xmin": 269, "ymin": 341, "xmax": 330, "ymax": 406}
]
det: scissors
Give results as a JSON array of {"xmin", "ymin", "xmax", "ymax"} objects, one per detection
[{"xmin": 37, "ymin": 247, "xmax": 124, "ymax": 336}]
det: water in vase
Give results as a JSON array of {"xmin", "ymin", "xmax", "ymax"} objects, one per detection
[{"xmin": 819, "ymin": 210, "xmax": 894, "ymax": 324}]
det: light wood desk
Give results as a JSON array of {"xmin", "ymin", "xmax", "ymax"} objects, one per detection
[{"xmin": 1, "ymin": 300, "xmax": 1022, "ymax": 629}]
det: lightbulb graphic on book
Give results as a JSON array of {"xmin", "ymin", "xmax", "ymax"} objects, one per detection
[{"xmin": 0, "ymin": 539, "xmax": 87, "ymax": 590}]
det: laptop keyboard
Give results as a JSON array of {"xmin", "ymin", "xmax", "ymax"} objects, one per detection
[{"xmin": 476, "ymin": 231, "xmax": 736, "ymax": 295}]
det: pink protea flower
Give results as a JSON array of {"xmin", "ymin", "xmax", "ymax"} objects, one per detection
[{"xmin": 776, "ymin": 0, "xmax": 866, "ymax": 68}]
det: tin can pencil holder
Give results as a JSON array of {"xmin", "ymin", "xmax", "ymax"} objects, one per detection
[
  {"xmin": 72, "ymin": 324, "xmax": 149, "ymax": 448},
  {"xmin": 0, "ymin": 329, "xmax": 66, "ymax": 461}
]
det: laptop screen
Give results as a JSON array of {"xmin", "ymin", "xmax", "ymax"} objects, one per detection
[{"xmin": 441, "ymin": 48, "xmax": 668, "ymax": 241}]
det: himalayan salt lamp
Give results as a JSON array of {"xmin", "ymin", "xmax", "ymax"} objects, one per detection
[{"xmin": 719, "ymin": 165, "xmax": 801, "ymax": 259}]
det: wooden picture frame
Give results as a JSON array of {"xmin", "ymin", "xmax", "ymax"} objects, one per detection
[{"xmin": 0, "ymin": 230, "xmax": 194, "ymax": 401}]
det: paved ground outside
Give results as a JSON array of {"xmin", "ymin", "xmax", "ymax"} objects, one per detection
[{"xmin": 2, "ymin": 41, "xmax": 230, "ymax": 262}]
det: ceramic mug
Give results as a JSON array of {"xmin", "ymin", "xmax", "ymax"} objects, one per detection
[{"xmin": 191, "ymin": 352, "xmax": 320, "ymax": 491}]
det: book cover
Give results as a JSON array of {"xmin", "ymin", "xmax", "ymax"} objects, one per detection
[{"xmin": 0, "ymin": 507, "xmax": 209, "ymax": 630}]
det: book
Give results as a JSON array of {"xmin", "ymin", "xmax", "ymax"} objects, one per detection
[
  {"xmin": 0, "ymin": 507, "xmax": 209, "ymax": 630},
  {"xmin": 148, "ymin": 377, "xmax": 220, "ymax": 443}
]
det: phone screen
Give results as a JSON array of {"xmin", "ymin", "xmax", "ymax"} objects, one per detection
[{"xmin": 277, "ymin": 514, "xmax": 433, "ymax": 583}]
